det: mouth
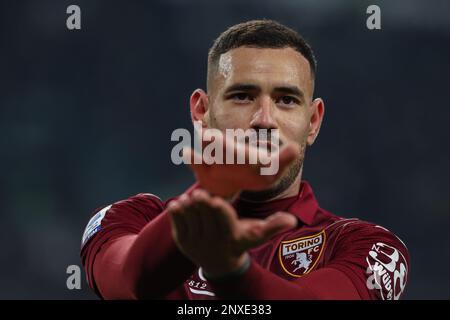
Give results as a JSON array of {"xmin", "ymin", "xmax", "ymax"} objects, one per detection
[
  {"xmin": 249, "ymin": 140, "xmax": 281, "ymax": 153},
  {"xmin": 258, "ymin": 140, "xmax": 281, "ymax": 152},
  {"xmin": 235, "ymin": 133, "xmax": 283, "ymax": 153}
]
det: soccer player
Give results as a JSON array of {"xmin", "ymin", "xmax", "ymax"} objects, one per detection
[{"xmin": 80, "ymin": 20, "xmax": 409, "ymax": 300}]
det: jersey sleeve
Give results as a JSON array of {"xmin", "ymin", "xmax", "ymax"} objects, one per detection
[
  {"xmin": 80, "ymin": 193, "xmax": 165, "ymax": 295},
  {"xmin": 326, "ymin": 221, "xmax": 410, "ymax": 300}
]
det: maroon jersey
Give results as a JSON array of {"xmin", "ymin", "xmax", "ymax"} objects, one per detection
[{"xmin": 80, "ymin": 181, "xmax": 409, "ymax": 300}]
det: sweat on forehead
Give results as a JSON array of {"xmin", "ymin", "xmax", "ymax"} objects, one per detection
[{"xmin": 218, "ymin": 52, "xmax": 233, "ymax": 79}]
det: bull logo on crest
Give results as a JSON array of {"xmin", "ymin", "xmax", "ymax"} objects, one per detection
[{"xmin": 279, "ymin": 231, "xmax": 326, "ymax": 277}]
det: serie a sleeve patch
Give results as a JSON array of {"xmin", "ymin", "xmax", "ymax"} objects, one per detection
[{"xmin": 81, "ymin": 205, "xmax": 112, "ymax": 247}]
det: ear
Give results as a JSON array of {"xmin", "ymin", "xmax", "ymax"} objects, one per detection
[
  {"xmin": 306, "ymin": 98, "xmax": 325, "ymax": 146},
  {"xmin": 190, "ymin": 89, "xmax": 209, "ymax": 127}
]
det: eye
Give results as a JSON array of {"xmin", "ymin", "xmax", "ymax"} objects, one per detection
[
  {"xmin": 230, "ymin": 93, "xmax": 252, "ymax": 103},
  {"xmin": 277, "ymin": 96, "xmax": 299, "ymax": 107}
]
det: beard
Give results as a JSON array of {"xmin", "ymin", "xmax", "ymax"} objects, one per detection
[{"xmin": 239, "ymin": 144, "xmax": 306, "ymax": 202}]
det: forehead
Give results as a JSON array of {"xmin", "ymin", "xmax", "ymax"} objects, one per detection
[{"xmin": 218, "ymin": 47, "xmax": 312, "ymax": 93}]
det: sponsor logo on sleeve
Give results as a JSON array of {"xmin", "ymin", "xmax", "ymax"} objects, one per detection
[
  {"xmin": 81, "ymin": 205, "xmax": 111, "ymax": 246},
  {"xmin": 366, "ymin": 242, "xmax": 408, "ymax": 300},
  {"xmin": 278, "ymin": 230, "xmax": 326, "ymax": 277}
]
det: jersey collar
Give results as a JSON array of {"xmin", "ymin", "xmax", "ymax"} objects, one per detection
[{"xmin": 232, "ymin": 181, "xmax": 320, "ymax": 226}]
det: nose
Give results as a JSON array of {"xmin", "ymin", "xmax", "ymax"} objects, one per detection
[{"xmin": 249, "ymin": 95, "xmax": 277, "ymax": 131}]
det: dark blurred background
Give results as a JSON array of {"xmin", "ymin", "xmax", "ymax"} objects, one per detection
[{"xmin": 0, "ymin": 0, "xmax": 449, "ymax": 299}]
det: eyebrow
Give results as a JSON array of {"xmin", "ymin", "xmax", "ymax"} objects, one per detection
[
  {"xmin": 224, "ymin": 83, "xmax": 260, "ymax": 94},
  {"xmin": 273, "ymin": 86, "xmax": 304, "ymax": 99},
  {"xmin": 224, "ymin": 83, "xmax": 304, "ymax": 100}
]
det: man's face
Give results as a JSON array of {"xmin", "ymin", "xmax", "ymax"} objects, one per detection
[
  {"xmin": 201, "ymin": 47, "xmax": 320, "ymax": 198},
  {"xmin": 208, "ymin": 46, "xmax": 315, "ymax": 147}
]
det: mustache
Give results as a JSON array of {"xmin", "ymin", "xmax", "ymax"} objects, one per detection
[{"xmin": 236, "ymin": 131, "xmax": 283, "ymax": 147}]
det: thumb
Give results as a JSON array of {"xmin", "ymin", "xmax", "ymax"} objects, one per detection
[
  {"xmin": 183, "ymin": 147, "xmax": 210, "ymax": 183},
  {"xmin": 276, "ymin": 143, "xmax": 300, "ymax": 175},
  {"xmin": 182, "ymin": 146, "xmax": 203, "ymax": 166}
]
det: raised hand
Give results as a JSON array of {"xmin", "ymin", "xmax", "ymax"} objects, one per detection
[
  {"xmin": 168, "ymin": 189, "xmax": 297, "ymax": 278},
  {"xmin": 183, "ymin": 126, "xmax": 300, "ymax": 198}
]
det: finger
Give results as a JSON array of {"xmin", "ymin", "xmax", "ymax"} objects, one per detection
[
  {"xmin": 195, "ymin": 121, "xmax": 223, "ymax": 152},
  {"xmin": 191, "ymin": 188, "xmax": 211, "ymax": 205},
  {"xmin": 177, "ymin": 193, "xmax": 203, "ymax": 239},
  {"xmin": 209, "ymin": 196, "xmax": 238, "ymax": 237},
  {"xmin": 259, "ymin": 211, "xmax": 298, "ymax": 241},
  {"xmin": 189, "ymin": 189, "xmax": 213, "ymax": 236},
  {"xmin": 226, "ymin": 134, "xmax": 260, "ymax": 170},
  {"xmin": 167, "ymin": 200, "xmax": 189, "ymax": 240},
  {"xmin": 177, "ymin": 193, "xmax": 191, "ymax": 208},
  {"xmin": 182, "ymin": 146, "xmax": 204, "ymax": 167},
  {"xmin": 192, "ymin": 191, "xmax": 230, "ymax": 238},
  {"xmin": 183, "ymin": 147, "xmax": 212, "ymax": 184},
  {"xmin": 191, "ymin": 189, "xmax": 213, "ymax": 219},
  {"xmin": 277, "ymin": 143, "xmax": 300, "ymax": 171},
  {"xmin": 265, "ymin": 143, "xmax": 299, "ymax": 181}
]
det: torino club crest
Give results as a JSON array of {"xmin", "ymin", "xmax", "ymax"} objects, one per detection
[{"xmin": 278, "ymin": 231, "xmax": 326, "ymax": 277}]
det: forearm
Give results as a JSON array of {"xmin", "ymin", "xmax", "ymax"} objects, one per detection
[
  {"xmin": 122, "ymin": 211, "xmax": 197, "ymax": 299},
  {"xmin": 208, "ymin": 259, "xmax": 361, "ymax": 300}
]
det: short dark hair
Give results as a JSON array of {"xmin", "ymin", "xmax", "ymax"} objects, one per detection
[{"xmin": 207, "ymin": 20, "xmax": 317, "ymax": 89}]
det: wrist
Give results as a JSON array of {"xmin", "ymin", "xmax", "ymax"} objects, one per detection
[{"xmin": 203, "ymin": 253, "xmax": 251, "ymax": 281}]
